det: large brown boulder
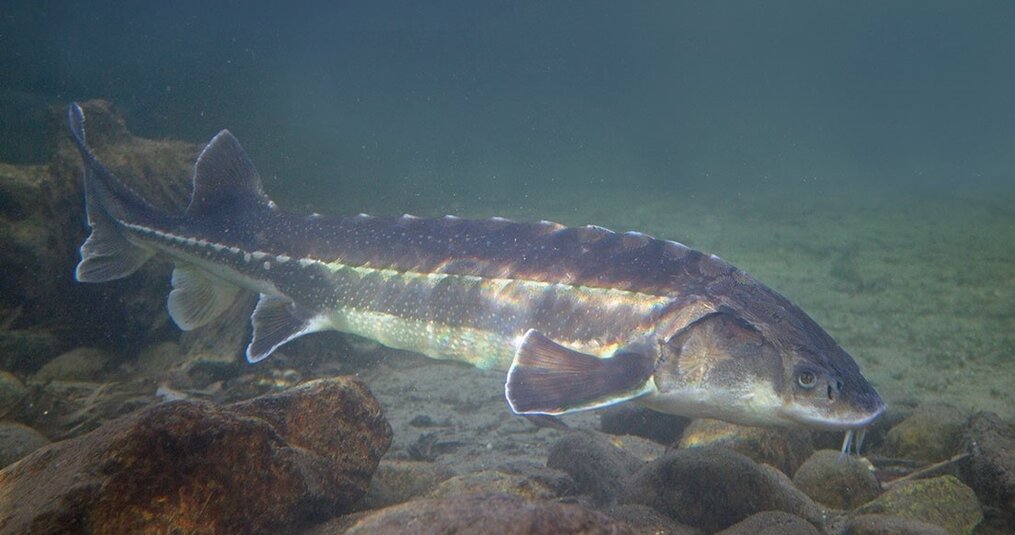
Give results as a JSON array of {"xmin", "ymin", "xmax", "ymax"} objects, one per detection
[{"xmin": 0, "ymin": 377, "xmax": 391, "ymax": 534}]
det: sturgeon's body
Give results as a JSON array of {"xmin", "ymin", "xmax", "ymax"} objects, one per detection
[{"xmin": 68, "ymin": 103, "xmax": 885, "ymax": 436}]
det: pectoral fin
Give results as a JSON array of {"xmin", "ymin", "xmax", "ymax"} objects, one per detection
[{"xmin": 505, "ymin": 330, "xmax": 657, "ymax": 415}]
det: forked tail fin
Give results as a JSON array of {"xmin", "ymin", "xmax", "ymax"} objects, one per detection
[
  {"xmin": 67, "ymin": 103, "xmax": 155, "ymax": 282},
  {"xmin": 67, "ymin": 103, "xmax": 292, "ymax": 349}
]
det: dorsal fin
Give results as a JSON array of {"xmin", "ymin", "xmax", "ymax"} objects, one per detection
[{"xmin": 186, "ymin": 130, "xmax": 272, "ymax": 216}]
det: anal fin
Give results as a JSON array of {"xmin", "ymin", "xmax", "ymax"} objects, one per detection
[
  {"xmin": 167, "ymin": 264, "xmax": 240, "ymax": 330},
  {"xmin": 505, "ymin": 330, "xmax": 657, "ymax": 415},
  {"xmin": 247, "ymin": 294, "xmax": 328, "ymax": 363}
]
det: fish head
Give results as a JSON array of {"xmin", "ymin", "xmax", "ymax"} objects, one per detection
[
  {"xmin": 654, "ymin": 296, "xmax": 885, "ymax": 431},
  {"xmin": 773, "ymin": 343, "xmax": 886, "ymax": 431},
  {"xmin": 723, "ymin": 283, "xmax": 887, "ymax": 430}
]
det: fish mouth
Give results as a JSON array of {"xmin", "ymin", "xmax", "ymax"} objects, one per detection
[{"xmin": 778, "ymin": 399, "xmax": 887, "ymax": 431}]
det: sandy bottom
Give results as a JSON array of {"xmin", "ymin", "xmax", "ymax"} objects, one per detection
[{"xmin": 353, "ymin": 346, "xmax": 603, "ymax": 473}]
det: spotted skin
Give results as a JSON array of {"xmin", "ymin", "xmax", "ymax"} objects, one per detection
[
  {"xmin": 120, "ymin": 210, "xmax": 694, "ymax": 369},
  {"xmin": 67, "ymin": 102, "xmax": 886, "ymax": 431}
]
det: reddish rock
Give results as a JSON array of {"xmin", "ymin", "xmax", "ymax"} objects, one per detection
[{"xmin": 0, "ymin": 377, "xmax": 391, "ymax": 534}]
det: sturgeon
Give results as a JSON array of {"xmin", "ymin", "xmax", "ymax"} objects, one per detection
[{"xmin": 67, "ymin": 103, "xmax": 885, "ymax": 440}]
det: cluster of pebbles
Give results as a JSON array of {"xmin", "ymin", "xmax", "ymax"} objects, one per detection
[{"xmin": 3, "ymin": 344, "xmax": 1012, "ymax": 534}]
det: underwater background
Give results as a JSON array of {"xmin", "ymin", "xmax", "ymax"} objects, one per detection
[
  {"xmin": 7, "ymin": 0, "xmax": 1010, "ymax": 414},
  {"xmin": 1, "ymin": 2, "xmax": 1013, "ymax": 534}
]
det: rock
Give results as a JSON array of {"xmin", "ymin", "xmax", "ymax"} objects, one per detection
[
  {"xmin": 0, "ymin": 377, "xmax": 391, "ymax": 534},
  {"xmin": 0, "ymin": 421, "xmax": 49, "ymax": 468},
  {"xmin": 0, "ymin": 329, "xmax": 62, "ymax": 373},
  {"xmin": 621, "ymin": 447, "xmax": 826, "ymax": 533},
  {"xmin": 0, "ymin": 153, "xmax": 82, "ymax": 341},
  {"xmin": 793, "ymin": 449, "xmax": 882, "ymax": 509},
  {"xmin": 679, "ymin": 418, "xmax": 814, "ymax": 476},
  {"xmin": 960, "ymin": 411, "xmax": 1015, "ymax": 518},
  {"xmin": 322, "ymin": 492, "xmax": 638, "ymax": 534},
  {"xmin": 855, "ymin": 475, "xmax": 981, "ymax": 535},
  {"xmin": 497, "ymin": 460, "xmax": 577, "ymax": 498},
  {"xmin": 715, "ymin": 510, "xmax": 820, "ymax": 534},
  {"xmin": 178, "ymin": 291, "xmax": 259, "ymax": 379},
  {"xmin": 13, "ymin": 379, "xmax": 155, "ymax": 441},
  {"xmin": 844, "ymin": 513, "xmax": 949, "ymax": 535},
  {"xmin": 135, "ymin": 341, "xmax": 187, "ymax": 374},
  {"xmin": 0, "ymin": 371, "xmax": 26, "ymax": 419},
  {"xmin": 62, "ymin": 100, "xmax": 197, "ymax": 212},
  {"xmin": 599, "ymin": 405, "xmax": 690, "ymax": 445},
  {"xmin": 429, "ymin": 470, "xmax": 559, "ymax": 501},
  {"xmin": 30, "ymin": 347, "xmax": 111, "ymax": 382},
  {"xmin": 361, "ymin": 459, "xmax": 453, "ymax": 509},
  {"xmin": 601, "ymin": 432, "xmax": 668, "ymax": 463},
  {"xmin": 0, "ymin": 100, "xmax": 201, "ymax": 358},
  {"xmin": 226, "ymin": 378, "xmax": 392, "ymax": 482},
  {"xmin": 603, "ymin": 503, "xmax": 703, "ymax": 535},
  {"xmin": 546, "ymin": 431, "xmax": 644, "ymax": 504},
  {"xmin": 885, "ymin": 404, "xmax": 967, "ymax": 462}
]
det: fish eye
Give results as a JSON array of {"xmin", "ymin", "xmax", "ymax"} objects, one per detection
[{"xmin": 796, "ymin": 370, "xmax": 817, "ymax": 389}]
